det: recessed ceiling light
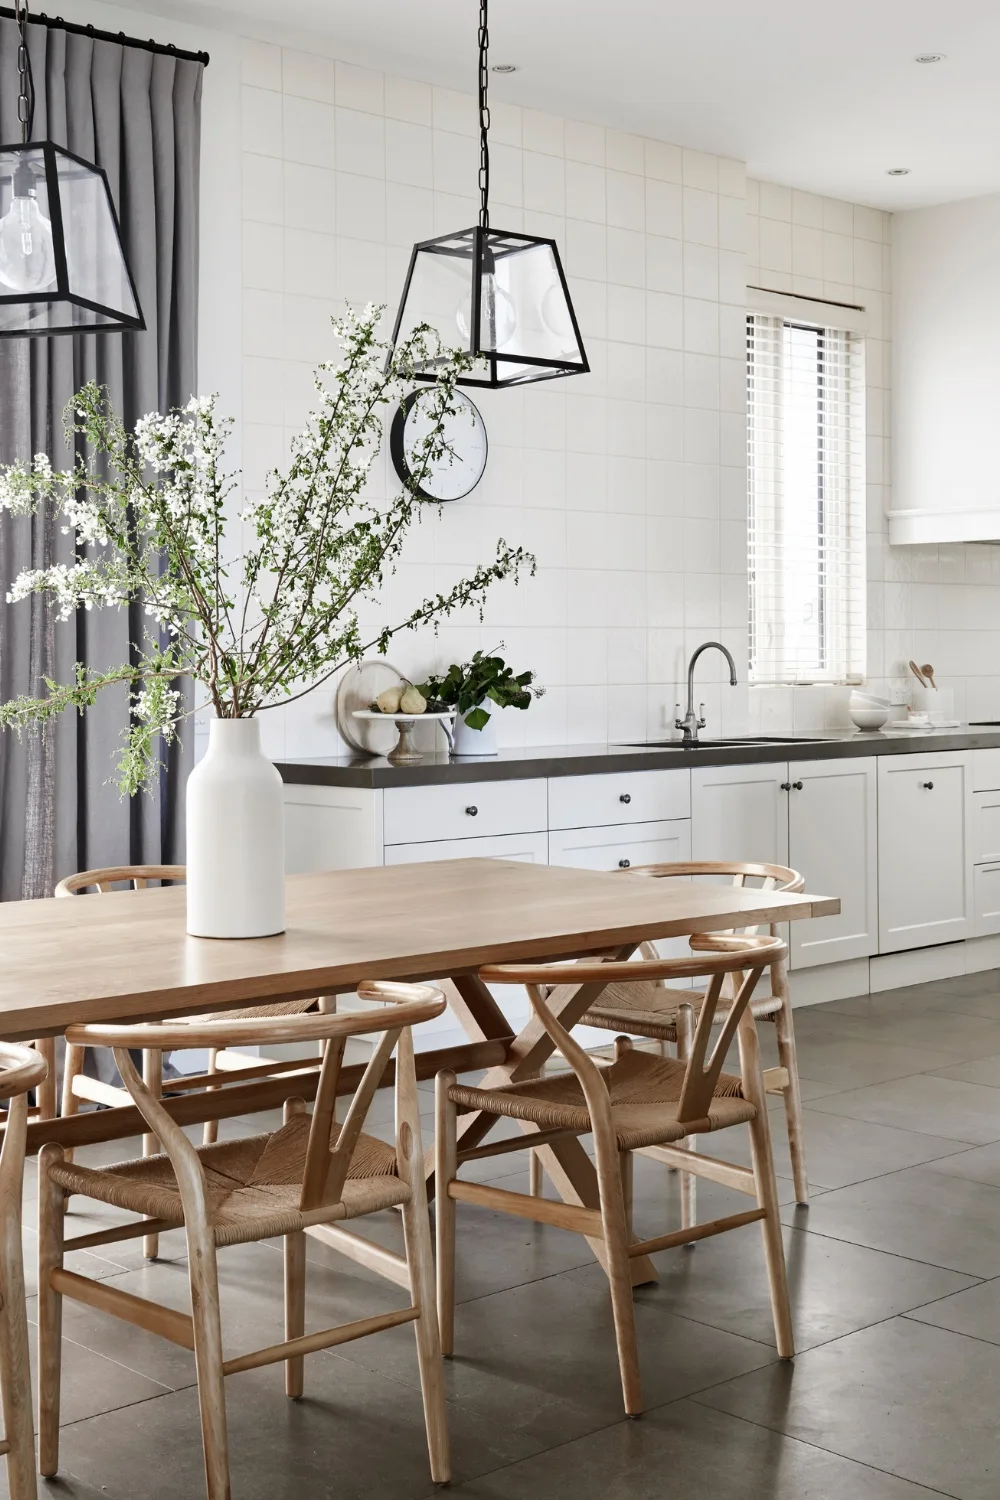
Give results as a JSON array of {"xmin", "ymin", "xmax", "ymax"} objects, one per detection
[
  {"xmin": 491, "ymin": 63, "xmax": 517, "ymax": 73},
  {"xmin": 886, "ymin": 167, "xmax": 911, "ymax": 176},
  {"xmin": 914, "ymin": 53, "xmax": 945, "ymax": 63}
]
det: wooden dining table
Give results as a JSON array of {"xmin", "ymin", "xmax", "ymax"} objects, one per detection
[{"xmin": 0, "ymin": 857, "xmax": 838, "ymax": 1284}]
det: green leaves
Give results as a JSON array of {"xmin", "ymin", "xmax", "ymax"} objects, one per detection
[{"xmin": 418, "ymin": 646, "xmax": 542, "ymax": 727}]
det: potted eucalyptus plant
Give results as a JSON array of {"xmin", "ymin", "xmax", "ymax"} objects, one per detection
[
  {"xmin": 0, "ymin": 306, "xmax": 534, "ymax": 937},
  {"xmin": 418, "ymin": 648, "xmax": 543, "ymax": 756}
]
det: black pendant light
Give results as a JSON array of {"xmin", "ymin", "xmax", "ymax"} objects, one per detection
[
  {"xmin": 388, "ymin": 0, "xmax": 587, "ymax": 388},
  {"xmin": 0, "ymin": 1, "xmax": 144, "ymax": 337}
]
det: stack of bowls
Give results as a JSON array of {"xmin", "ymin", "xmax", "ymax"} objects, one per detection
[{"xmin": 848, "ymin": 691, "xmax": 890, "ymax": 731}]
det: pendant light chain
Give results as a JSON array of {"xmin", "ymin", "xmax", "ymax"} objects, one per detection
[
  {"xmin": 477, "ymin": 0, "xmax": 490, "ymax": 230},
  {"xmin": 15, "ymin": 0, "xmax": 35, "ymax": 144}
]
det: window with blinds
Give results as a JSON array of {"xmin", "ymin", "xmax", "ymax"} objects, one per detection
[{"xmin": 746, "ymin": 313, "xmax": 867, "ymax": 685}]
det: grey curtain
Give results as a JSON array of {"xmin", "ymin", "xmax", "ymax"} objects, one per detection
[{"xmin": 0, "ymin": 21, "xmax": 203, "ymax": 899}]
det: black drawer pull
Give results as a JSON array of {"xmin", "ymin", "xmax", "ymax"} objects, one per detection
[
  {"xmin": 921, "ymin": 781, "xmax": 934, "ymax": 791},
  {"xmin": 619, "ymin": 793, "xmax": 631, "ymax": 804},
  {"xmin": 792, "ymin": 781, "xmax": 803, "ymax": 791},
  {"xmin": 619, "ymin": 858, "xmax": 631, "ymax": 868},
  {"xmin": 465, "ymin": 805, "xmax": 478, "ymax": 816},
  {"xmin": 780, "ymin": 782, "xmax": 791, "ymax": 791}
]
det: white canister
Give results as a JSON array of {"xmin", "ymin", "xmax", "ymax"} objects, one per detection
[
  {"xmin": 185, "ymin": 716, "xmax": 286, "ymax": 938},
  {"xmin": 450, "ymin": 701, "xmax": 498, "ymax": 756}
]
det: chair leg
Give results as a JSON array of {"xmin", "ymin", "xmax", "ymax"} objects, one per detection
[
  {"xmin": 528, "ymin": 1149, "xmax": 543, "ymax": 1197},
  {"xmin": 771, "ymin": 959, "xmax": 808, "ymax": 1204},
  {"xmin": 142, "ymin": 1050, "xmax": 163, "ymax": 1260},
  {"xmin": 592, "ymin": 1129, "xmax": 643, "ymax": 1417},
  {"xmin": 738, "ymin": 1014, "xmax": 794, "ymax": 1360},
  {"xmin": 282, "ymin": 1097, "xmax": 307, "ymax": 1398},
  {"xmin": 203, "ymin": 1048, "xmax": 220, "ymax": 1147},
  {"xmin": 675, "ymin": 1005, "xmax": 697, "ymax": 1232},
  {"xmin": 0, "ymin": 1098, "xmax": 36, "ymax": 1500},
  {"xmin": 434, "ymin": 1071, "xmax": 458, "ymax": 1359},
  {"xmin": 60, "ymin": 1043, "xmax": 86, "ymax": 1166},
  {"xmin": 394, "ymin": 1032, "xmax": 449, "ymax": 1486},
  {"xmin": 283, "ymin": 1231, "xmax": 306, "ymax": 1399},
  {"xmin": 37, "ymin": 1142, "xmax": 66, "ymax": 1480},
  {"xmin": 186, "ymin": 1218, "xmax": 231, "ymax": 1500},
  {"xmin": 34, "ymin": 1037, "xmax": 57, "ymax": 1121}
]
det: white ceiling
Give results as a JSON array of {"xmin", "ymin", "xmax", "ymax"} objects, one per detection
[{"xmin": 108, "ymin": 0, "xmax": 1000, "ymax": 210}]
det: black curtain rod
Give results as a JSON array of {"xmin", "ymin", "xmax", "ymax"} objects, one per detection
[{"xmin": 0, "ymin": 6, "xmax": 209, "ymax": 65}]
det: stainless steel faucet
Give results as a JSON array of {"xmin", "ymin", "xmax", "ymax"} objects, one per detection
[{"xmin": 675, "ymin": 641, "xmax": 738, "ymax": 746}]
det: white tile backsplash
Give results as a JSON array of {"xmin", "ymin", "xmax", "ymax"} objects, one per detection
[{"xmin": 230, "ymin": 33, "xmax": 1000, "ymax": 759}]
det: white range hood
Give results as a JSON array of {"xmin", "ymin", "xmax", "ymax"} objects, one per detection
[{"xmin": 888, "ymin": 507, "xmax": 1000, "ymax": 546}]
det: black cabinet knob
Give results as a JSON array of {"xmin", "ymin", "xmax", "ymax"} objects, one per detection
[
  {"xmin": 619, "ymin": 793, "xmax": 631, "ymax": 804},
  {"xmin": 792, "ymin": 780, "xmax": 803, "ymax": 791},
  {"xmin": 619, "ymin": 858, "xmax": 631, "ymax": 868},
  {"xmin": 921, "ymin": 781, "xmax": 934, "ymax": 790},
  {"xmin": 780, "ymin": 782, "xmax": 791, "ymax": 791},
  {"xmin": 465, "ymin": 805, "xmax": 478, "ymax": 816}
]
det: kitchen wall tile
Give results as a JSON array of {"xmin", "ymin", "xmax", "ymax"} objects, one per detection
[
  {"xmin": 242, "ymin": 38, "xmax": 282, "ymax": 90},
  {"xmin": 237, "ymin": 52, "xmax": 967, "ymax": 749},
  {"xmin": 384, "ymin": 75, "xmax": 433, "ymax": 127}
]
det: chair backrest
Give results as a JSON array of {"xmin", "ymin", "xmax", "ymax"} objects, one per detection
[
  {"xmin": 481, "ymin": 937, "xmax": 785, "ymax": 1126},
  {"xmin": 624, "ymin": 860, "xmax": 803, "ymax": 949},
  {"xmin": 55, "ymin": 864, "xmax": 186, "ymax": 896},
  {"xmin": 67, "ymin": 980, "xmax": 446, "ymax": 1215},
  {"xmin": 0, "ymin": 1041, "xmax": 48, "ymax": 1102}
]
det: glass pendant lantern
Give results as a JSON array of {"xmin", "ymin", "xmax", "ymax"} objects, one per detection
[
  {"xmin": 388, "ymin": 0, "xmax": 587, "ymax": 388},
  {"xmin": 0, "ymin": 2, "xmax": 144, "ymax": 337}
]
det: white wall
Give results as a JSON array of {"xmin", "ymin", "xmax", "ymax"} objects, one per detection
[{"xmin": 46, "ymin": 8, "xmax": 1000, "ymax": 747}]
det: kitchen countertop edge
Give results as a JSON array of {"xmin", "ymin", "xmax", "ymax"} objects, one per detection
[{"xmin": 276, "ymin": 727, "xmax": 1000, "ymax": 789}]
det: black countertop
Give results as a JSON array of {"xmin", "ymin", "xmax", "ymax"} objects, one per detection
[{"xmin": 276, "ymin": 726, "xmax": 1000, "ymax": 789}]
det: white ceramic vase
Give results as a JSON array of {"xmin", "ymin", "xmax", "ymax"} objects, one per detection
[
  {"xmin": 450, "ymin": 702, "xmax": 498, "ymax": 757},
  {"xmin": 185, "ymin": 717, "xmax": 286, "ymax": 938}
]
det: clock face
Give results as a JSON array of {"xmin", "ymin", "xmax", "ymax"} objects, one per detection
[{"xmin": 390, "ymin": 389, "xmax": 488, "ymax": 502}]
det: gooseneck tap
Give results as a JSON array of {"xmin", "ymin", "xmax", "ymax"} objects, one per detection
[{"xmin": 675, "ymin": 641, "xmax": 738, "ymax": 746}]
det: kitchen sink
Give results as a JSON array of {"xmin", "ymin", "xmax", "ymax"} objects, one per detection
[{"xmin": 616, "ymin": 736, "xmax": 839, "ymax": 748}]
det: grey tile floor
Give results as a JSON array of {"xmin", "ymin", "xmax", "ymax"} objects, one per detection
[{"xmin": 15, "ymin": 968, "xmax": 1000, "ymax": 1499}]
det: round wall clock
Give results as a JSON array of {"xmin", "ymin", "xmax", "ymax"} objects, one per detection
[{"xmin": 390, "ymin": 388, "xmax": 488, "ymax": 502}]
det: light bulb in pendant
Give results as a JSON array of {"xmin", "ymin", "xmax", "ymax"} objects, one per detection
[
  {"xmin": 0, "ymin": 169, "xmax": 55, "ymax": 294},
  {"xmin": 456, "ymin": 273, "xmax": 516, "ymax": 350}
]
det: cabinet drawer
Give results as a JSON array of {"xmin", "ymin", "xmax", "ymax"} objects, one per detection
[
  {"xmin": 383, "ymin": 831, "xmax": 548, "ymax": 865},
  {"xmin": 548, "ymin": 819, "xmax": 691, "ymax": 872},
  {"xmin": 973, "ymin": 790, "xmax": 1000, "ymax": 863},
  {"xmin": 383, "ymin": 778, "xmax": 546, "ymax": 846},
  {"xmin": 973, "ymin": 750, "xmax": 1000, "ymax": 792},
  {"xmin": 975, "ymin": 864, "xmax": 1000, "ymax": 936},
  {"xmin": 548, "ymin": 769, "xmax": 689, "ymax": 831}
]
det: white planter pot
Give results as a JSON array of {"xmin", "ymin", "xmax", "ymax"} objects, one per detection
[
  {"xmin": 450, "ymin": 702, "xmax": 498, "ymax": 757},
  {"xmin": 186, "ymin": 717, "xmax": 285, "ymax": 938}
]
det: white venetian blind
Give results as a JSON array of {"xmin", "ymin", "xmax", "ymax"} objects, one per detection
[{"xmin": 747, "ymin": 312, "xmax": 867, "ymax": 685}]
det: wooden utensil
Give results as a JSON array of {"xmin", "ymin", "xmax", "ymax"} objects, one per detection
[
  {"xmin": 921, "ymin": 663, "xmax": 937, "ymax": 688},
  {"xmin": 909, "ymin": 660, "xmax": 928, "ymax": 688}
]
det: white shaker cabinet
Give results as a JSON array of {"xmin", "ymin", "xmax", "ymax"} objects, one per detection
[
  {"xmin": 787, "ymin": 758, "xmax": 878, "ymax": 968},
  {"xmin": 691, "ymin": 757, "xmax": 878, "ymax": 970},
  {"xmin": 548, "ymin": 818, "xmax": 691, "ymax": 872},
  {"xmin": 877, "ymin": 752, "xmax": 973, "ymax": 953},
  {"xmin": 691, "ymin": 762, "xmax": 790, "ymax": 866}
]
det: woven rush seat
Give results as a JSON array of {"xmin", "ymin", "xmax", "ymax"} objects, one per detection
[
  {"xmin": 47, "ymin": 1113, "xmax": 409, "ymax": 1247},
  {"xmin": 580, "ymin": 978, "xmax": 783, "ymax": 1041},
  {"xmin": 448, "ymin": 1047, "xmax": 755, "ymax": 1150}
]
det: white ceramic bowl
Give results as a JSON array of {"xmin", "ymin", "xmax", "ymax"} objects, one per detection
[
  {"xmin": 850, "ymin": 691, "xmax": 890, "ymax": 709},
  {"xmin": 849, "ymin": 705, "xmax": 889, "ymax": 731}
]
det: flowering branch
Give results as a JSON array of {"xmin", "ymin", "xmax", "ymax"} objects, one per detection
[{"xmin": 0, "ymin": 306, "xmax": 535, "ymax": 794}]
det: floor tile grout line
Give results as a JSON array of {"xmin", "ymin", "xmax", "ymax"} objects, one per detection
[
  {"xmin": 776, "ymin": 1213, "xmax": 993, "ymax": 1279},
  {"xmin": 681, "ymin": 1390, "xmax": 966, "ymax": 1500}
]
